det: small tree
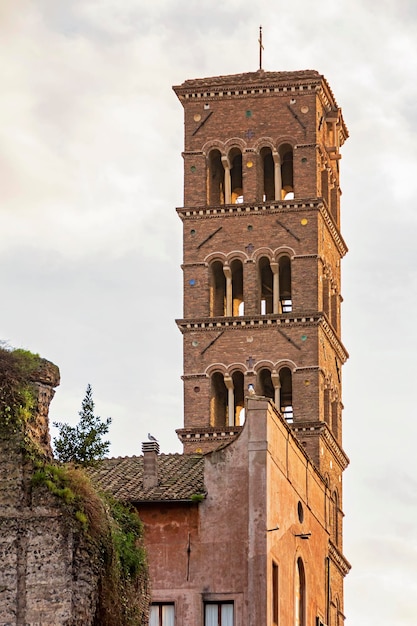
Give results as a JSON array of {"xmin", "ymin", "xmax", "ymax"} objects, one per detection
[{"xmin": 53, "ymin": 384, "xmax": 112, "ymax": 465}]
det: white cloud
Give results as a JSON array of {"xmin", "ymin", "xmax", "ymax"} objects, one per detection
[{"xmin": 1, "ymin": 1, "xmax": 417, "ymax": 624}]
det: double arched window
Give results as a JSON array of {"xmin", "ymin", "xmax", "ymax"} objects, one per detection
[
  {"xmin": 208, "ymin": 148, "xmax": 243, "ymax": 205},
  {"xmin": 257, "ymin": 366, "xmax": 293, "ymax": 422},
  {"xmin": 210, "ymin": 370, "xmax": 245, "ymax": 427},
  {"xmin": 210, "ymin": 259, "xmax": 244, "ymax": 317},
  {"xmin": 260, "ymin": 144, "xmax": 294, "ymax": 201},
  {"xmin": 259, "ymin": 255, "xmax": 292, "ymax": 315}
]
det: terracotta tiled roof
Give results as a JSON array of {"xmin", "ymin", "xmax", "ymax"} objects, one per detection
[{"xmin": 88, "ymin": 453, "xmax": 206, "ymax": 503}]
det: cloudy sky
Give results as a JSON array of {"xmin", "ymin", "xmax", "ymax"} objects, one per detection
[{"xmin": 1, "ymin": 0, "xmax": 417, "ymax": 624}]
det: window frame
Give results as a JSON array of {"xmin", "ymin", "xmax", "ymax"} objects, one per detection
[
  {"xmin": 149, "ymin": 602, "xmax": 175, "ymax": 626},
  {"xmin": 204, "ymin": 600, "xmax": 234, "ymax": 626}
]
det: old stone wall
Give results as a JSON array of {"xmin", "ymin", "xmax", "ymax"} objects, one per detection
[{"xmin": 0, "ymin": 358, "xmax": 100, "ymax": 626}]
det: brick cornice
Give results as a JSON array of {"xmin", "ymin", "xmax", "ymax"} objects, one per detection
[
  {"xmin": 173, "ymin": 70, "xmax": 323, "ymax": 101},
  {"xmin": 176, "ymin": 314, "xmax": 348, "ymax": 362},
  {"xmin": 176, "ymin": 199, "xmax": 321, "ymax": 219},
  {"xmin": 176, "ymin": 426, "xmax": 242, "ymax": 445},
  {"xmin": 328, "ymin": 541, "xmax": 351, "ymax": 577},
  {"xmin": 291, "ymin": 420, "xmax": 350, "ymax": 470},
  {"xmin": 176, "ymin": 200, "xmax": 347, "ymax": 258},
  {"xmin": 319, "ymin": 203, "xmax": 348, "ymax": 257}
]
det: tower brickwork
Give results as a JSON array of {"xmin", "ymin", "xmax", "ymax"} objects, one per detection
[
  {"xmin": 173, "ymin": 68, "xmax": 350, "ymax": 624},
  {"xmin": 174, "ymin": 69, "xmax": 348, "ymax": 463}
]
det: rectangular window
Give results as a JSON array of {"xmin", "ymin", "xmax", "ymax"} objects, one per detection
[
  {"xmin": 204, "ymin": 602, "xmax": 234, "ymax": 626},
  {"xmin": 149, "ymin": 603, "xmax": 175, "ymax": 626},
  {"xmin": 272, "ymin": 561, "xmax": 279, "ymax": 624}
]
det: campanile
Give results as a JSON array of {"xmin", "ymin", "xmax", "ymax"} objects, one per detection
[{"xmin": 174, "ymin": 70, "xmax": 349, "ymax": 492}]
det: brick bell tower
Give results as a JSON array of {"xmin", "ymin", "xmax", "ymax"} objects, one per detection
[{"xmin": 173, "ymin": 70, "xmax": 349, "ymax": 481}]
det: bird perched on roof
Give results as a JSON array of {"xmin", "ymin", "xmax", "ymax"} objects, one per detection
[
  {"xmin": 148, "ymin": 433, "xmax": 159, "ymax": 442},
  {"xmin": 248, "ymin": 384, "xmax": 256, "ymax": 396}
]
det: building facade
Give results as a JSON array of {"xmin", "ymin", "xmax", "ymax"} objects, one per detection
[{"xmin": 94, "ymin": 67, "xmax": 351, "ymax": 626}]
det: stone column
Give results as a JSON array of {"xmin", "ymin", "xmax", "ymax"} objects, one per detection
[
  {"xmin": 224, "ymin": 374, "xmax": 234, "ymax": 427},
  {"xmin": 273, "ymin": 151, "xmax": 281, "ymax": 201},
  {"xmin": 270, "ymin": 262, "xmax": 279, "ymax": 314},
  {"xmin": 223, "ymin": 265, "xmax": 233, "ymax": 317}
]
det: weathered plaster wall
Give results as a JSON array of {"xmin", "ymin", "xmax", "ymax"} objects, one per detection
[{"xmin": 143, "ymin": 396, "xmax": 338, "ymax": 625}]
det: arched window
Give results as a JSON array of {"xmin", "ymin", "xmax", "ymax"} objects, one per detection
[
  {"xmin": 230, "ymin": 259, "xmax": 244, "ymax": 316},
  {"xmin": 208, "ymin": 149, "xmax": 225, "ymax": 205},
  {"xmin": 210, "ymin": 371, "xmax": 245, "ymax": 428},
  {"xmin": 279, "ymin": 256, "xmax": 292, "ymax": 312},
  {"xmin": 330, "ymin": 185, "xmax": 339, "ymax": 225},
  {"xmin": 210, "ymin": 261, "xmax": 226, "ymax": 317},
  {"xmin": 210, "ymin": 260, "xmax": 244, "ymax": 317},
  {"xmin": 280, "ymin": 367, "xmax": 293, "ymax": 422},
  {"xmin": 331, "ymin": 292, "xmax": 338, "ymax": 331},
  {"xmin": 322, "ymin": 276, "xmax": 330, "ymax": 318},
  {"xmin": 261, "ymin": 146, "xmax": 275, "ymax": 201},
  {"xmin": 259, "ymin": 256, "xmax": 274, "ymax": 314},
  {"xmin": 332, "ymin": 490, "xmax": 340, "ymax": 546},
  {"xmin": 323, "ymin": 388, "xmax": 331, "ymax": 426},
  {"xmin": 321, "ymin": 167, "xmax": 329, "ymax": 206},
  {"xmin": 331, "ymin": 401, "xmax": 339, "ymax": 439},
  {"xmin": 229, "ymin": 148, "xmax": 243, "ymax": 203},
  {"xmin": 210, "ymin": 372, "xmax": 228, "ymax": 427},
  {"xmin": 259, "ymin": 368, "xmax": 274, "ymax": 400},
  {"xmin": 232, "ymin": 370, "xmax": 245, "ymax": 425},
  {"xmin": 295, "ymin": 557, "xmax": 306, "ymax": 626},
  {"xmin": 279, "ymin": 144, "xmax": 294, "ymax": 199}
]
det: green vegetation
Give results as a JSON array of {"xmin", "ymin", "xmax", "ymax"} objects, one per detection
[
  {"xmin": 0, "ymin": 343, "xmax": 149, "ymax": 624},
  {"xmin": 32, "ymin": 461, "xmax": 148, "ymax": 625},
  {"xmin": 53, "ymin": 384, "xmax": 112, "ymax": 465},
  {"xmin": 190, "ymin": 493, "xmax": 205, "ymax": 502},
  {"xmin": 0, "ymin": 344, "xmax": 41, "ymax": 427}
]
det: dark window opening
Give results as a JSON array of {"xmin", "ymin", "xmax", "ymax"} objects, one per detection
[
  {"xmin": 259, "ymin": 368, "xmax": 274, "ymax": 400},
  {"xmin": 210, "ymin": 261, "xmax": 226, "ymax": 317},
  {"xmin": 322, "ymin": 277, "xmax": 330, "ymax": 319},
  {"xmin": 272, "ymin": 562, "xmax": 279, "ymax": 624},
  {"xmin": 331, "ymin": 293, "xmax": 338, "ymax": 331},
  {"xmin": 210, "ymin": 372, "xmax": 227, "ymax": 428},
  {"xmin": 230, "ymin": 149, "xmax": 243, "ymax": 203},
  {"xmin": 233, "ymin": 370, "xmax": 245, "ymax": 425},
  {"xmin": 231, "ymin": 259, "xmax": 244, "ymax": 316},
  {"xmin": 280, "ymin": 144, "xmax": 294, "ymax": 199},
  {"xmin": 332, "ymin": 491, "xmax": 339, "ymax": 546},
  {"xmin": 261, "ymin": 147, "xmax": 275, "ymax": 201},
  {"xmin": 208, "ymin": 149, "xmax": 225, "ymax": 205},
  {"xmin": 323, "ymin": 389, "xmax": 330, "ymax": 426},
  {"xmin": 279, "ymin": 256, "xmax": 292, "ymax": 312},
  {"xmin": 280, "ymin": 367, "xmax": 293, "ymax": 422},
  {"xmin": 259, "ymin": 256, "xmax": 274, "ymax": 314},
  {"xmin": 295, "ymin": 558, "xmax": 306, "ymax": 626},
  {"xmin": 321, "ymin": 168, "xmax": 329, "ymax": 206},
  {"xmin": 332, "ymin": 401, "xmax": 339, "ymax": 439}
]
